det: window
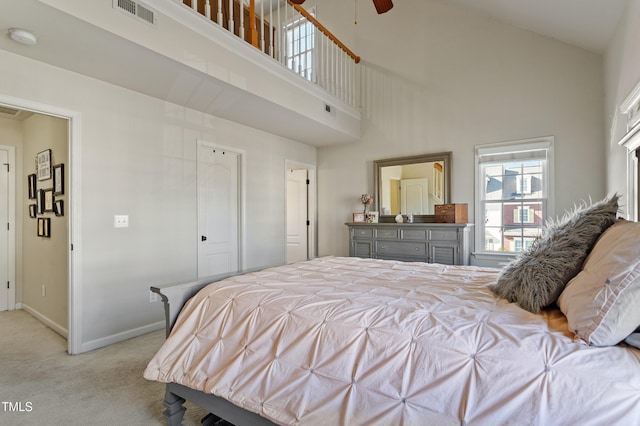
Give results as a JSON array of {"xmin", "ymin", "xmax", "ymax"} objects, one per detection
[
  {"xmin": 514, "ymin": 206, "xmax": 534, "ymax": 223},
  {"xmin": 475, "ymin": 137, "xmax": 554, "ymax": 254},
  {"xmin": 515, "ymin": 175, "xmax": 532, "ymax": 194},
  {"xmin": 284, "ymin": 8, "xmax": 316, "ymax": 81}
]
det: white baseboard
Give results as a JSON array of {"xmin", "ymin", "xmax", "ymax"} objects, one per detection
[
  {"xmin": 21, "ymin": 304, "xmax": 68, "ymax": 339},
  {"xmin": 79, "ymin": 321, "xmax": 165, "ymax": 353}
]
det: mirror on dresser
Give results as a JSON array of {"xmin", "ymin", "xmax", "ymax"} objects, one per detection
[{"xmin": 374, "ymin": 152, "xmax": 451, "ymax": 222}]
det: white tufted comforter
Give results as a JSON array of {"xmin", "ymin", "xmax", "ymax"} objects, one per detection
[{"xmin": 144, "ymin": 257, "xmax": 640, "ymax": 425}]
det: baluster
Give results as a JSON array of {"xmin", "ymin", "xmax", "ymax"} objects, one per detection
[
  {"xmin": 282, "ymin": 2, "xmax": 291, "ymax": 68},
  {"xmin": 329, "ymin": 40, "xmax": 333, "ymax": 93},
  {"xmin": 352, "ymin": 59, "xmax": 356, "ymax": 108},
  {"xmin": 276, "ymin": 0, "xmax": 281, "ymax": 62},
  {"xmin": 205, "ymin": 0, "xmax": 211, "ymax": 19},
  {"xmin": 336, "ymin": 48, "xmax": 340, "ymax": 98},
  {"xmin": 217, "ymin": 0, "xmax": 223, "ymax": 25},
  {"xmin": 343, "ymin": 51, "xmax": 347, "ymax": 103},
  {"xmin": 240, "ymin": 0, "xmax": 245, "ymax": 41},
  {"xmin": 323, "ymin": 36, "xmax": 328, "ymax": 91},
  {"xmin": 311, "ymin": 24, "xmax": 317, "ymax": 83},
  {"xmin": 269, "ymin": 0, "xmax": 274, "ymax": 57},
  {"xmin": 297, "ymin": 10, "xmax": 302, "ymax": 75},
  {"xmin": 346, "ymin": 53, "xmax": 350, "ymax": 104},
  {"xmin": 317, "ymin": 35, "xmax": 322, "ymax": 88},
  {"xmin": 228, "ymin": 0, "xmax": 234, "ymax": 35},
  {"xmin": 339, "ymin": 50, "xmax": 344, "ymax": 101},
  {"xmin": 333, "ymin": 45, "xmax": 337, "ymax": 96},
  {"xmin": 347, "ymin": 56, "xmax": 352, "ymax": 106},
  {"xmin": 192, "ymin": 0, "xmax": 197, "ymax": 12},
  {"xmin": 326, "ymin": 40, "xmax": 330, "ymax": 94},
  {"xmin": 260, "ymin": 0, "xmax": 265, "ymax": 52},
  {"xmin": 337, "ymin": 49, "xmax": 341, "ymax": 100},
  {"xmin": 249, "ymin": 0, "xmax": 258, "ymax": 47},
  {"xmin": 351, "ymin": 56, "xmax": 356, "ymax": 106}
]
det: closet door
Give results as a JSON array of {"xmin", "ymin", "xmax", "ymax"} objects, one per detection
[
  {"xmin": 197, "ymin": 144, "xmax": 240, "ymax": 277},
  {"xmin": 286, "ymin": 168, "xmax": 308, "ymax": 263}
]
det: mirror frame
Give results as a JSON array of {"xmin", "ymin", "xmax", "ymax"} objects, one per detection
[{"xmin": 374, "ymin": 151, "xmax": 452, "ymax": 222}]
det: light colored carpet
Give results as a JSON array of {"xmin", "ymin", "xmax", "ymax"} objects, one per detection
[{"xmin": 0, "ymin": 309, "xmax": 209, "ymax": 425}]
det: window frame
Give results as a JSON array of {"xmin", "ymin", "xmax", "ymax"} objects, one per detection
[
  {"xmin": 474, "ymin": 136, "xmax": 555, "ymax": 260},
  {"xmin": 283, "ymin": 6, "xmax": 317, "ymax": 82}
]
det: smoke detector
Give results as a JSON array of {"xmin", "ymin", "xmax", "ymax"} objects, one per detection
[{"xmin": 8, "ymin": 28, "xmax": 37, "ymax": 46}]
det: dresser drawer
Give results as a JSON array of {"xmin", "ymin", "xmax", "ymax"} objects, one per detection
[
  {"xmin": 375, "ymin": 228, "xmax": 399, "ymax": 239},
  {"xmin": 428, "ymin": 229, "xmax": 459, "ymax": 241},
  {"xmin": 353, "ymin": 228, "xmax": 373, "ymax": 238},
  {"xmin": 346, "ymin": 223, "xmax": 471, "ymax": 265},
  {"xmin": 401, "ymin": 229, "xmax": 427, "ymax": 240},
  {"xmin": 376, "ymin": 241, "xmax": 426, "ymax": 256}
]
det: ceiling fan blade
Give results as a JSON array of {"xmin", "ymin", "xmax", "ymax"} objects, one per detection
[
  {"xmin": 372, "ymin": 0, "xmax": 393, "ymax": 14},
  {"xmin": 289, "ymin": 0, "xmax": 306, "ymax": 4}
]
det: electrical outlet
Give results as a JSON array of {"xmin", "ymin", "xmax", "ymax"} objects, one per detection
[
  {"xmin": 149, "ymin": 290, "xmax": 161, "ymax": 303},
  {"xmin": 114, "ymin": 215, "xmax": 129, "ymax": 228},
  {"xmin": 42, "ymin": 285, "xmax": 46, "ymax": 297}
]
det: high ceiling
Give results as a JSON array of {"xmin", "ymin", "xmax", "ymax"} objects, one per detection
[
  {"xmin": 0, "ymin": 0, "xmax": 630, "ymax": 134},
  {"xmin": 446, "ymin": 0, "xmax": 629, "ymax": 53}
]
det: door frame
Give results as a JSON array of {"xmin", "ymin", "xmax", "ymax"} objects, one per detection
[
  {"xmin": 0, "ymin": 144, "xmax": 16, "ymax": 310},
  {"xmin": 0, "ymin": 93, "xmax": 81, "ymax": 355},
  {"xmin": 196, "ymin": 139, "xmax": 245, "ymax": 274},
  {"xmin": 285, "ymin": 160, "xmax": 317, "ymax": 261}
]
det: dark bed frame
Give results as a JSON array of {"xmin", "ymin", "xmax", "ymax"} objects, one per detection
[{"xmin": 151, "ymin": 269, "xmax": 278, "ymax": 426}]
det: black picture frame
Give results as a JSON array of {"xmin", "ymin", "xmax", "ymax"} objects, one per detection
[
  {"xmin": 54, "ymin": 200, "xmax": 64, "ymax": 217},
  {"xmin": 43, "ymin": 188, "xmax": 54, "ymax": 212},
  {"xmin": 37, "ymin": 217, "xmax": 50, "ymax": 237},
  {"xmin": 36, "ymin": 189, "xmax": 44, "ymax": 214},
  {"xmin": 28, "ymin": 174, "xmax": 37, "ymax": 199},
  {"xmin": 36, "ymin": 149, "xmax": 52, "ymax": 181},
  {"xmin": 53, "ymin": 163, "xmax": 64, "ymax": 195},
  {"xmin": 29, "ymin": 204, "xmax": 36, "ymax": 218}
]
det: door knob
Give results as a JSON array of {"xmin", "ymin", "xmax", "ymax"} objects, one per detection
[{"xmin": 201, "ymin": 236, "xmax": 207, "ymax": 241}]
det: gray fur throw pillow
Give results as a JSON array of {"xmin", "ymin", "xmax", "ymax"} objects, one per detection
[{"xmin": 491, "ymin": 194, "xmax": 620, "ymax": 312}]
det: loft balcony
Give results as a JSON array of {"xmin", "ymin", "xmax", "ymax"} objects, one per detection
[
  {"xmin": 178, "ymin": 0, "xmax": 361, "ymax": 107},
  {"xmin": 4, "ymin": 0, "xmax": 361, "ymax": 145}
]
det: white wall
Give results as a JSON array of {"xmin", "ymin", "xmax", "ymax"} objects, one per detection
[
  {"xmin": 22, "ymin": 114, "xmax": 68, "ymax": 331},
  {"xmin": 315, "ymin": 0, "xmax": 605, "ymax": 257},
  {"xmin": 605, "ymin": 0, "xmax": 640, "ymax": 207},
  {"xmin": 38, "ymin": 0, "xmax": 360, "ymax": 144},
  {"xmin": 0, "ymin": 49, "xmax": 316, "ymax": 352}
]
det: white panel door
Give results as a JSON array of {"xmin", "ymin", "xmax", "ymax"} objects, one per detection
[
  {"xmin": 401, "ymin": 178, "xmax": 429, "ymax": 215},
  {"xmin": 197, "ymin": 145, "xmax": 240, "ymax": 277},
  {"xmin": 0, "ymin": 148, "xmax": 8, "ymax": 311},
  {"xmin": 286, "ymin": 169, "xmax": 308, "ymax": 263}
]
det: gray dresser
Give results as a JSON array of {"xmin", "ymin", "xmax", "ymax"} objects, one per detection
[{"xmin": 346, "ymin": 223, "xmax": 473, "ymax": 265}]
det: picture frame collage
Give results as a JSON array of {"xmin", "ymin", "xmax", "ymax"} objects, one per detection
[{"xmin": 28, "ymin": 149, "xmax": 65, "ymax": 238}]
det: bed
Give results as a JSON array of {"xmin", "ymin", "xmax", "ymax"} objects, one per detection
[
  {"xmin": 145, "ymin": 196, "xmax": 640, "ymax": 425},
  {"xmin": 145, "ymin": 252, "xmax": 640, "ymax": 425}
]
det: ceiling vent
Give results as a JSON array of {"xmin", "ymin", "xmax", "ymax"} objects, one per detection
[
  {"xmin": 113, "ymin": 0, "xmax": 156, "ymax": 26},
  {"xmin": 0, "ymin": 106, "xmax": 20, "ymax": 116}
]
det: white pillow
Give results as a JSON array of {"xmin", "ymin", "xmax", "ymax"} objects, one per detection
[{"xmin": 558, "ymin": 220, "xmax": 640, "ymax": 346}]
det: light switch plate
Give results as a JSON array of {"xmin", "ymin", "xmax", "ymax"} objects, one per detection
[{"xmin": 114, "ymin": 214, "xmax": 129, "ymax": 228}]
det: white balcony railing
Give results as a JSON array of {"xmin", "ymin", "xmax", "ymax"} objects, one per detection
[{"xmin": 182, "ymin": 0, "xmax": 360, "ymax": 109}]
